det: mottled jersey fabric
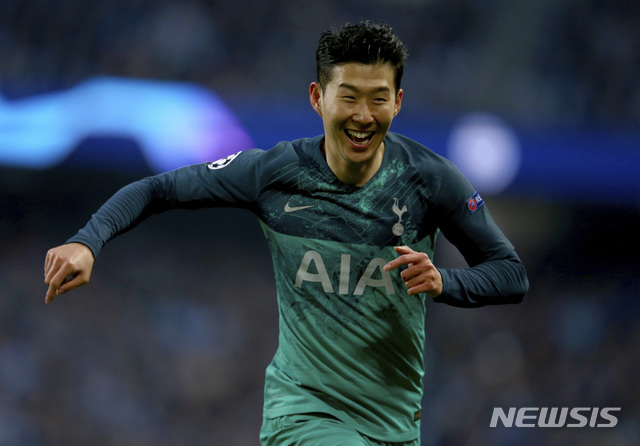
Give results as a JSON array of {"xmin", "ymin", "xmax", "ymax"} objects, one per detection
[{"xmin": 69, "ymin": 132, "xmax": 528, "ymax": 441}]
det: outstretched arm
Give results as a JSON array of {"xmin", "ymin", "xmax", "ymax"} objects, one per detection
[
  {"xmin": 41, "ymin": 150, "xmax": 269, "ymax": 303},
  {"xmin": 42, "ymin": 173, "xmax": 180, "ymax": 303}
]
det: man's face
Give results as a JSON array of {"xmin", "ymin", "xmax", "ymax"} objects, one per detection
[{"xmin": 310, "ymin": 62, "xmax": 403, "ymax": 177}]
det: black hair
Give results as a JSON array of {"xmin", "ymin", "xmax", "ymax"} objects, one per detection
[{"xmin": 315, "ymin": 21, "xmax": 408, "ymax": 94}]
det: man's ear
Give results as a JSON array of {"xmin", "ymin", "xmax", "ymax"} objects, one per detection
[
  {"xmin": 309, "ymin": 82, "xmax": 323, "ymax": 117},
  {"xmin": 394, "ymin": 88, "xmax": 403, "ymax": 117}
]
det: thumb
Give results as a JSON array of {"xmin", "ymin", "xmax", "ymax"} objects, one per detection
[
  {"xmin": 46, "ymin": 272, "xmax": 89, "ymax": 303},
  {"xmin": 58, "ymin": 272, "xmax": 89, "ymax": 294}
]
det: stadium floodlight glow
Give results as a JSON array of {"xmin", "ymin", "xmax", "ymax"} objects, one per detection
[
  {"xmin": 0, "ymin": 77, "xmax": 253, "ymax": 172},
  {"xmin": 447, "ymin": 113, "xmax": 521, "ymax": 195}
]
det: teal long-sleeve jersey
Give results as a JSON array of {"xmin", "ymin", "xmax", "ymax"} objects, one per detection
[{"xmin": 69, "ymin": 132, "xmax": 528, "ymax": 441}]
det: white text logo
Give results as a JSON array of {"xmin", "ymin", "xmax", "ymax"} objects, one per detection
[
  {"xmin": 490, "ymin": 407, "xmax": 621, "ymax": 428},
  {"xmin": 295, "ymin": 250, "xmax": 395, "ymax": 295}
]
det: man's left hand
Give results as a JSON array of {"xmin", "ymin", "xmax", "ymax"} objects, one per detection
[{"xmin": 384, "ymin": 246, "xmax": 443, "ymax": 297}]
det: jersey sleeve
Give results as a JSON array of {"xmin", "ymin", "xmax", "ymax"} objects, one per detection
[
  {"xmin": 427, "ymin": 157, "xmax": 529, "ymax": 307},
  {"xmin": 66, "ymin": 147, "xmax": 286, "ymax": 258}
]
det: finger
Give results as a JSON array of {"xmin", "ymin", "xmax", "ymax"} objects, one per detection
[
  {"xmin": 386, "ymin": 246, "xmax": 434, "ymax": 272},
  {"xmin": 409, "ymin": 271, "xmax": 443, "ymax": 297},
  {"xmin": 44, "ymin": 249, "xmax": 65, "ymax": 285},
  {"xmin": 384, "ymin": 246, "xmax": 416, "ymax": 271},
  {"xmin": 403, "ymin": 275, "xmax": 431, "ymax": 295},
  {"xmin": 395, "ymin": 246, "xmax": 432, "ymax": 265},
  {"xmin": 46, "ymin": 258, "xmax": 75, "ymax": 295},
  {"xmin": 45, "ymin": 285, "xmax": 57, "ymax": 304},
  {"xmin": 44, "ymin": 248, "xmax": 62, "ymax": 277},
  {"xmin": 45, "ymin": 277, "xmax": 72, "ymax": 303},
  {"xmin": 404, "ymin": 271, "xmax": 434, "ymax": 289},
  {"xmin": 44, "ymin": 280, "xmax": 62, "ymax": 304},
  {"xmin": 44, "ymin": 258, "xmax": 62, "ymax": 286},
  {"xmin": 384, "ymin": 257, "xmax": 409, "ymax": 271},
  {"xmin": 394, "ymin": 245, "xmax": 415, "ymax": 255},
  {"xmin": 385, "ymin": 255, "xmax": 421, "ymax": 272},
  {"xmin": 45, "ymin": 251, "xmax": 80, "ymax": 285},
  {"xmin": 44, "ymin": 250, "xmax": 54, "ymax": 279},
  {"xmin": 400, "ymin": 255, "xmax": 433, "ymax": 274},
  {"xmin": 45, "ymin": 269, "xmax": 67, "ymax": 303},
  {"xmin": 44, "ymin": 277, "xmax": 59, "ymax": 302},
  {"xmin": 399, "ymin": 260, "xmax": 431, "ymax": 280},
  {"xmin": 57, "ymin": 273, "xmax": 84, "ymax": 294},
  {"xmin": 46, "ymin": 272, "xmax": 86, "ymax": 303},
  {"xmin": 407, "ymin": 284, "xmax": 429, "ymax": 296}
]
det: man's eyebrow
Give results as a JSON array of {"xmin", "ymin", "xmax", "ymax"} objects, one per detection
[{"xmin": 337, "ymin": 83, "xmax": 392, "ymax": 94}]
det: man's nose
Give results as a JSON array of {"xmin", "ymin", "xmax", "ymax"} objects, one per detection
[{"xmin": 353, "ymin": 101, "xmax": 374, "ymax": 124}]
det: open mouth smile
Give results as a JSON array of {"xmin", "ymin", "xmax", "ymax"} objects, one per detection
[{"xmin": 345, "ymin": 129, "xmax": 375, "ymax": 146}]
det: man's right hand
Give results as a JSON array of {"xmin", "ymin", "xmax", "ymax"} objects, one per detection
[{"xmin": 44, "ymin": 242, "xmax": 94, "ymax": 303}]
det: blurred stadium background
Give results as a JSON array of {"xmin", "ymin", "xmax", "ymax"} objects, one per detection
[{"xmin": 1, "ymin": 0, "xmax": 639, "ymax": 445}]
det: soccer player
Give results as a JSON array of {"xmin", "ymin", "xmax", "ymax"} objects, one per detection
[{"xmin": 44, "ymin": 21, "xmax": 528, "ymax": 445}]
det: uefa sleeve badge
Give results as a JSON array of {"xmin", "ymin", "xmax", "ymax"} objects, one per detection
[{"xmin": 466, "ymin": 191, "xmax": 485, "ymax": 214}]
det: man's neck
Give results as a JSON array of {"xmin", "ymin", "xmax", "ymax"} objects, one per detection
[{"xmin": 323, "ymin": 142, "xmax": 385, "ymax": 187}]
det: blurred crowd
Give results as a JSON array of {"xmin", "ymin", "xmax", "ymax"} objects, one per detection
[
  {"xmin": 1, "ymin": 0, "xmax": 639, "ymax": 128},
  {"xmin": 1, "ymin": 0, "xmax": 639, "ymax": 445}
]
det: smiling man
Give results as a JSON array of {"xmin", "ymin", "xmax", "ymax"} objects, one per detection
[
  {"xmin": 310, "ymin": 62, "xmax": 402, "ymax": 186},
  {"xmin": 44, "ymin": 21, "xmax": 528, "ymax": 445}
]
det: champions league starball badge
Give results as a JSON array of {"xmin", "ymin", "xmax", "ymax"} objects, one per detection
[{"xmin": 207, "ymin": 151, "xmax": 242, "ymax": 170}]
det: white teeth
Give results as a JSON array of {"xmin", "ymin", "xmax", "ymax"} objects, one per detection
[{"xmin": 347, "ymin": 130, "xmax": 373, "ymax": 139}]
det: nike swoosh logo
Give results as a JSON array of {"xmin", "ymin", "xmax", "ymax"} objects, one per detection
[{"xmin": 284, "ymin": 201, "xmax": 316, "ymax": 213}]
